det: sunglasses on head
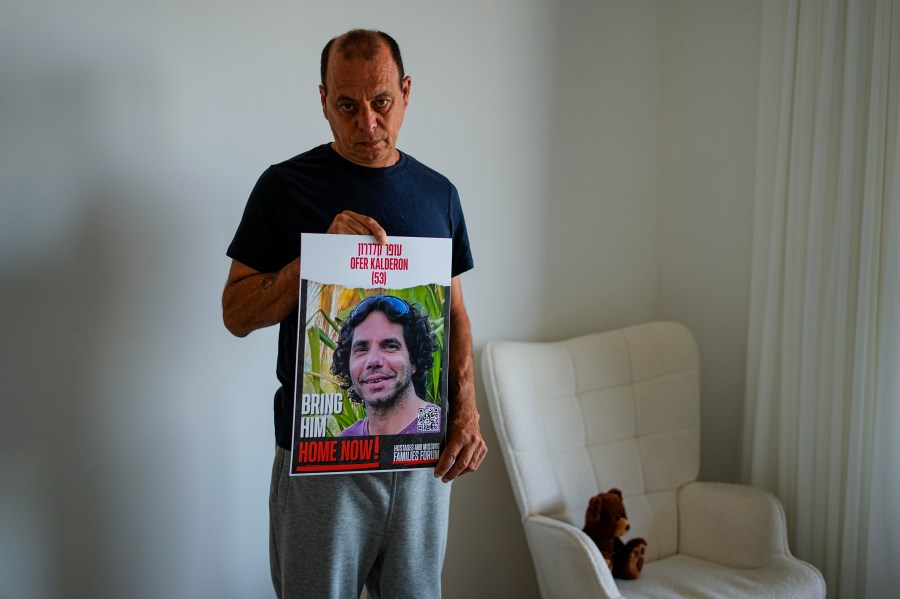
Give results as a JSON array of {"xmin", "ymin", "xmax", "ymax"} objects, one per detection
[{"xmin": 349, "ymin": 295, "xmax": 410, "ymax": 319}]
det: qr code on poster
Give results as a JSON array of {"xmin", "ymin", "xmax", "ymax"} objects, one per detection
[{"xmin": 417, "ymin": 405, "xmax": 440, "ymax": 433}]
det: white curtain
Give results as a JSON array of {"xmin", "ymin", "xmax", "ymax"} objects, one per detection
[{"xmin": 743, "ymin": 1, "xmax": 900, "ymax": 598}]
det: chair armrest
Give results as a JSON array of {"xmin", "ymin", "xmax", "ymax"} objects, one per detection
[
  {"xmin": 678, "ymin": 481, "xmax": 790, "ymax": 568},
  {"xmin": 523, "ymin": 514, "xmax": 622, "ymax": 599}
]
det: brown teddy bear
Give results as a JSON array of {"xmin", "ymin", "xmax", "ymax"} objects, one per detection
[{"xmin": 582, "ymin": 488, "xmax": 647, "ymax": 580}]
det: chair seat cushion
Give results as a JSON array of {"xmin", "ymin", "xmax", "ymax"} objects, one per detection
[{"xmin": 616, "ymin": 554, "xmax": 826, "ymax": 599}]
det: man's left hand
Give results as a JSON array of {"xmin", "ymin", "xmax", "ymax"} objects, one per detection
[{"xmin": 434, "ymin": 409, "xmax": 487, "ymax": 483}]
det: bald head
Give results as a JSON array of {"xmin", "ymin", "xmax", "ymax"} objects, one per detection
[{"xmin": 320, "ymin": 29, "xmax": 405, "ymax": 92}]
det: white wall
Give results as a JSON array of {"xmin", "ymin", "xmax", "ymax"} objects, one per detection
[
  {"xmin": 658, "ymin": 0, "xmax": 761, "ymax": 482},
  {"xmin": 0, "ymin": 1, "xmax": 760, "ymax": 598}
]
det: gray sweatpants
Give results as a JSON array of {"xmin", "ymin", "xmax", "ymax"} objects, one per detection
[{"xmin": 269, "ymin": 446, "xmax": 452, "ymax": 599}]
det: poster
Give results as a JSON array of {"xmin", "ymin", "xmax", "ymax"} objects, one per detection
[{"xmin": 290, "ymin": 233, "xmax": 452, "ymax": 475}]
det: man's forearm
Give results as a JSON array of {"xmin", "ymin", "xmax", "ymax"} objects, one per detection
[
  {"xmin": 433, "ymin": 276, "xmax": 486, "ymax": 482},
  {"xmin": 222, "ymin": 258, "xmax": 300, "ymax": 337},
  {"xmin": 447, "ymin": 279, "xmax": 478, "ymax": 424},
  {"xmin": 223, "ymin": 211, "xmax": 388, "ymax": 338}
]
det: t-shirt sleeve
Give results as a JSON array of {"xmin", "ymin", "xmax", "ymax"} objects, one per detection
[
  {"xmin": 449, "ymin": 185, "xmax": 475, "ymax": 278},
  {"xmin": 226, "ymin": 167, "xmax": 293, "ymax": 273}
]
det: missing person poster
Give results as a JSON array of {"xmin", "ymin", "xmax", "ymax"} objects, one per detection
[{"xmin": 290, "ymin": 233, "xmax": 452, "ymax": 475}]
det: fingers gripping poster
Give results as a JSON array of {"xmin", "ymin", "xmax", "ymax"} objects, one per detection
[{"xmin": 291, "ymin": 234, "xmax": 451, "ymax": 475}]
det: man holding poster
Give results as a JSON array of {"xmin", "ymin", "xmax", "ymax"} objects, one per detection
[{"xmin": 222, "ymin": 28, "xmax": 486, "ymax": 599}]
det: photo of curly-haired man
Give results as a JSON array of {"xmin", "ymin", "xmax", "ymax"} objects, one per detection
[{"xmin": 331, "ymin": 295, "xmax": 441, "ymax": 436}]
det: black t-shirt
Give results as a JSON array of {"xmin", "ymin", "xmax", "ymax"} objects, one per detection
[{"xmin": 227, "ymin": 144, "xmax": 474, "ymax": 449}]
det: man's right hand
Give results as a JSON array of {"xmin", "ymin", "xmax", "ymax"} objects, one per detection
[{"xmin": 326, "ymin": 210, "xmax": 388, "ymax": 244}]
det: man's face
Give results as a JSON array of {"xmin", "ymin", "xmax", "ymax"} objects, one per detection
[
  {"xmin": 320, "ymin": 44, "xmax": 411, "ymax": 168},
  {"xmin": 348, "ymin": 311, "xmax": 415, "ymax": 408}
]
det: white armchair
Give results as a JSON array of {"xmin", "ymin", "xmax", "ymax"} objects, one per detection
[{"xmin": 481, "ymin": 321, "xmax": 825, "ymax": 599}]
